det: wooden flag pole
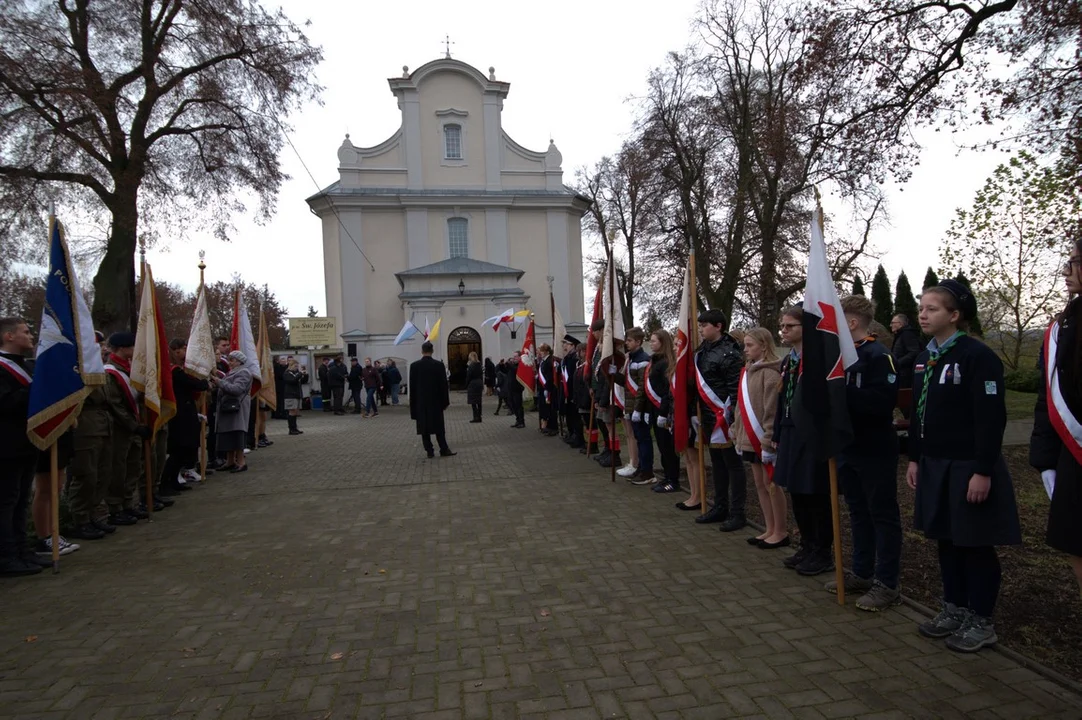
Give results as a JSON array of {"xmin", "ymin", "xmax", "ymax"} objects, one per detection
[
  {"xmin": 585, "ymin": 402, "xmax": 596, "ymax": 460},
  {"xmin": 49, "ymin": 443, "xmax": 60, "ymax": 573},
  {"xmin": 139, "ymin": 241, "xmax": 153, "ymax": 520},
  {"xmin": 829, "ymin": 458, "xmax": 845, "ymax": 605},
  {"xmin": 198, "ymin": 252, "xmax": 208, "ymax": 483},
  {"xmin": 608, "ymin": 250, "xmax": 617, "ymax": 484},
  {"xmin": 689, "ymin": 252, "xmax": 706, "ymax": 515}
]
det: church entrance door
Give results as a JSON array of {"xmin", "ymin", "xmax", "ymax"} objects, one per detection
[{"xmin": 447, "ymin": 326, "xmax": 482, "ymax": 391}]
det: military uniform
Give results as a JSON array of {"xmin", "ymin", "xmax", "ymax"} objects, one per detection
[
  {"xmin": 103, "ymin": 353, "xmax": 144, "ymax": 518},
  {"xmin": 66, "ymin": 385, "xmax": 113, "ymax": 530},
  {"xmin": 561, "ymin": 342, "xmax": 584, "ymax": 448}
]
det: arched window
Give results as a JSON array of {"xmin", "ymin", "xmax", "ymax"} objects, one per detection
[
  {"xmin": 444, "ymin": 124, "xmax": 462, "ymax": 159},
  {"xmin": 448, "ymin": 218, "xmax": 468, "ymax": 259}
]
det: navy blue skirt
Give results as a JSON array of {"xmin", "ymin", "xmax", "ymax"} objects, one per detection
[
  {"xmin": 914, "ymin": 455, "xmax": 1021, "ymax": 547},
  {"xmin": 774, "ymin": 424, "xmax": 829, "ymax": 494}
]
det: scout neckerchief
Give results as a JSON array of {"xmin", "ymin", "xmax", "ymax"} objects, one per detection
[
  {"xmin": 105, "ymin": 353, "xmax": 138, "ymax": 413},
  {"xmin": 693, "ymin": 348, "xmax": 732, "ymax": 445},
  {"xmin": 737, "ymin": 364, "xmax": 773, "ymax": 479},
  {"xmin": 783, "ymin": 351, "xmax": 799, "ymax": 418},
  {"xmin": 917, "ymin": 330, "xmax": 966, "ymax": 438},
  {"xmin": 0, "ymin": 354, "xmax": 32, "ymax": 386},
  {"xmin": 1043, "ymin": 319, "xmax": 1082, "ymax": 464},
  {"xmin": 645, "ymin": 360, "xmax": 664, "ymax": 409}
]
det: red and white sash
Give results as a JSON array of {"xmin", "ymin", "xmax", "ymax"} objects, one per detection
[
  {"xmin": 694, "ymin": 352, "xmax": 731, "ymax": 444},
  {"xmin": 613, "ymin": 383, "xmax": 626, "ymax": 410},
  {"xmin": 626, "ymin": 356, "xmax": 648, "ymax": 397},
  {"xmin": 0, "ymin": 356, "xmax": 32, "ymax": 386},
  {"xmin": 738, "ymin": 367, "xmax": 774, "ymax": 479},
  {"xmin": 645, "ymin": 362, "xmax": 663, "ymax": 409},
  {"xmin": 105, "ymin": 363, "xmax": 138, "ymax": 413},
  {"xmin": 1044, "ymin": 321, "xmax": 1082, "ymax": 465}
]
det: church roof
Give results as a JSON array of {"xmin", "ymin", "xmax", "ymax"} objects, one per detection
[
  {"xmin": 306, "ymin": 183, "xmax": 589, "ymax": 203},
  {"xmin": 396, "ymin": 257, "xmax": 525, "ymax": 279}
]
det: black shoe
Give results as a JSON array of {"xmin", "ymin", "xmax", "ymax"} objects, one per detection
[
  {"xmin": 206, "ymin": 459, "xmax": 225, "ymax": 471},
  {"xmin": 230, "ymin": 465, "xmax": 248, "ymax": 474},
  {"xmin": 796, "ymin": 554, "xmax": 835, "ymax": 576},
  {"xmin": 128, "ymin": 506, "xmax": 149, "ymax": 520},
  {"xmin": 783, "ymin": 547, "xmax": 810, "ymax": 570},
  {"xmin": 758, "ymin": 536, "xmax": 791, "ymax": 550},
  {"xmin": 719, "ymin": 515, "xmax": 747, "ymax": 532},
  {"xmin": 91, "ymin": 517, "xmax": 117, "ymax": 534},
  {"xmin": 108, "ymin": 511, "xmax": 138, "ymax": 526},
  {"xmin": 426, "ymin": 450, "xmax": 435, "ymax": 459},
  {"xmin": 67, "ymin": 523, "xmax": 106, "ymax": 540},
  {"xmin": 694, "ymin": 505, "xmax": 727, "ymax": 524},
  {"xmin": 157, "ymin": 496, "xmax": 175, "ymax": 508},
  {"xmin": 289, "ymin": 430, "xmax": 302, "ymax": 435},
  {"xmin": 513, "ymin": 422, "xmax": 525, "ymax": 429},
  {"xmin": 153, "ymin": 498, "xmax": 167, "ymax": 511},
  {"xmin": 0, "ymin": 558, "xmax": 43, "ymax": 576},
  {"xmin": 675, "ymin": 501, "xmax": 701, "ymax": 511},
  {"xmin": 220, "ymin": 464, "xmax": 237, "ymax": 472},
  {"xmin": 469, "ymin": 419, "xmax": 481, "ymax": 423},
  {"xmin": 257, "ymin": 439, "xmax": 273, "ymax": 448},
  {"xmin": 439, "ymin": 449, "xmax": 457, "ymax": 457},
  {"xmin": 594, "ymin": 450, "xmax": 611, "ymax": 465},
  {"xmin": 21, "ymin": 551, "xmax": 53, "ymax": 568},
  {"xmin": 599, "ymin": 453, "xmax": 621, "ymax": 469}
]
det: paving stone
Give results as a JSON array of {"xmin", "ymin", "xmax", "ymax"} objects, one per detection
[{"xmin": 0, "ymin": 405, "xmax": 1079, "ymax": 719}]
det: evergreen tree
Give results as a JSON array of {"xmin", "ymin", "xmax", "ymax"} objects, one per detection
[
  {"xmin": 642, "ymin": 306, "xmax": 663, "ymax": 336},
  {"xmin": 870, "ymin": 265, "xmax": 894, "ymax": 328},
  {"xmin": 954, "ymin": 273, "xmax": 983, "ymax": 336},
  {"xmin": 851, "ymin": 276, "xmax": 865, "ymax": 296},
  {"xmin": 922, "ymin": 266, "xmax": 940, "ymax": 290},
  {"xmin": 894, "ymin": 271, "xmax": 919, "ymax": 323},
  {"xmin": 307, "ymin": 305, "xmax": 319, "ymax": 318}
]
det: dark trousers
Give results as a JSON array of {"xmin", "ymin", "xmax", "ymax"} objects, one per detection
[
  {"xmin": 321, "ymin": 389, "xmax": 332, "ymax": 411},
  {"xmin": 565, "ymin": 408, "xmax": 583, "ymax": 445},
  {"xmin": 791, "ymin": 492, "xmax": 834, "ymax": 558},
  {"xmin": 938, "ymin": 540, "xmax": 1002, "ymax": 618},
  {"xmin": 0, "ymin": 455, "xmax": 36, "ymax": 561},
  {"xmin": 365, "ymin": 387, "xmax": 377, "ymax": 414},
  {"xmin": 651, "ymin": 418, "xmax": 680, "ymax": 483},
  {"xmin": 509, "ymin": 393, "xmax": 524, "ymax": 424},
  {"xmin": 161, "ymin": 446, "xmax": 198, "ymax": 491},
  {"xmin": 207, "ymin": 405, "xmax": 219, "ymax": 458},
  {"xmin": 839, "ymin": 451, "xmax": 902, "ymax": 588},
  {"xmin": 332, "ymin": 387, "xmax": 344, "ymax": 413},
  {"xmin": 379, "ymin": 387, "xmax": 388, "ymax": 405},
  {"xmin": 471, "ymin": 402, "xmax": 482, "ymax": 421},
  {"xmin": 495, "ymin": 396, "xmax": 505, "ymax": 414},
  {"xmin": 633, "ymin": 416, "xmax": 654, "ymax": 474},
  {"xmin": 708, "ymin": 445, "xmax": 747, "ymax": 517},
  {"xmin": 350, "ymin": 388, "xmax": 362, "ymax": 412},
  {"xmin": 421, "ymin": 431, "xmax": 450, "ymax": 454}
]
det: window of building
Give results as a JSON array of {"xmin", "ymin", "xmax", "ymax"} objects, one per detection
[
  {"xmin": 448, "ymin": 218, "xmax": 468, "ymax": 258},
  {"xmin": 444, "ymin": 124, "xmax": 462, "ymax": 160}
]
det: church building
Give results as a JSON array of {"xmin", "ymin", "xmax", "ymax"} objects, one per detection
[{"xmin": 307, "ymin": 56, "xmax": 589, "ymax": 388}]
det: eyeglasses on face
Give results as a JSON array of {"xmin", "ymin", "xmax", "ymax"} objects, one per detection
[
  {"xmin": 1064, "ymin": 257, "xmax": 1082, "ymax": 274},
  {"xmin": 779, "ymin": 322, "xmax": 801, "ymax": 330}
]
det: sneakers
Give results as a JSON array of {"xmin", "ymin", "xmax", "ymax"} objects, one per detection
[
  {"xmin": 108, "ymin": 511, "xmax": 139, "ymax": 526},
  {"xmin": 917, "ymin": 602, "xmax": 967, "ymax": 639},
  {"xmin": 631, "ymin": 473, "xmax": 655, "ymax": 486},
  {"xmin": 824, "ymin": 571, "xmax": 874, "ymax": 596},
  {"xmin": 782, "ymin": 546, "xmax": 810, "ymax": 570},
  {"xmin": 945, "ymin": 612, "xmax": 997, "ymax": 653},
  {"xmin": 796, "ymin": 553, "xmax": 835, "ymax": 576},
  {"xmin": 34, "ymin": 537, "xmax": 80, "ymax": 556},
  {"xmin": 617, "ymin": 464, "xmax": 638, "ymax": 478},
  {"xmin": 856, "ymin": 581, "xmax": 902, "ymax": 612}
]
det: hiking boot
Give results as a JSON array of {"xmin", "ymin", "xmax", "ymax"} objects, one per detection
[
  {"xmin": 824, "ymin": 571, "xmax": 874, "ymax": 596},
  {"xmin": 855, "ymin": 581, "xmax": 902, "ymax": 612},
  {"xmin": 782, "ymin": 547, "xmax": 809, "ymax": 569},
  {"xmin": 918, "ymin": 602, "xmax": 967, "ymax": 639},
  {"xmin": 945, "ymin": 613, "xmax": 997, "ymax": 653}
]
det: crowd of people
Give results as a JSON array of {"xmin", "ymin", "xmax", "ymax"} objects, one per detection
[
  {"xmin": 463, "ymin": 247, "xmax": 1081, "ymax": 656},
  {"xmin": 314, "ymin": 355, "xmax": 402, "ymax": 417}
]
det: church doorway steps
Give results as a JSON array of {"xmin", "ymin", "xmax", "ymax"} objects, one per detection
[{"xmin": 447, "ymin": 326, "xmax": 481, "ymax": 391}]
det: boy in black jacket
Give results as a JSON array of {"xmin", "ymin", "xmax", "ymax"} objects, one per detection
[
  {"xmin": 0, "ymin": 318, "xmax": 41, "ymax": 576},
  {"xmin": 832, "ymin": 296, "xmax": 902, "ymax": 611}
]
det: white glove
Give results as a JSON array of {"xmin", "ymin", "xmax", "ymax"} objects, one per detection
[
  {"xmin": 631, "ymin": 411, "xmax": 642, "ymax": 423},
  {"xmin": 656, "ymin": 416, "xmax": 669, "ymax": 429},
  {"xmin": 197, "ymin": 414, "xmax": 207, "ymax": 423},
  {"xmin": 1041, "ymin": 469, "xmax": 1056, "ymax": 500},
  {"xmin": 607, "ymin": 365, "xmax": 616, "ymax": 375},
  {"xmin": 691, "ymin": 416, "xmax": 700, "ymax": 431},
  {"xmin": 761, "ymin": 450, "xmax": 777, "ymax": 465}
]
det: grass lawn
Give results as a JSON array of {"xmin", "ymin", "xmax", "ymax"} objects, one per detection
[{"xmin": 1005, "ymin": 389, "xmax": 1038, "ymax": 421}]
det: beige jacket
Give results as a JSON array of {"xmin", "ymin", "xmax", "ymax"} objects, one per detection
[{"xmin": 730, "ymin": 360, "xmax": 781, "ymax": 454}]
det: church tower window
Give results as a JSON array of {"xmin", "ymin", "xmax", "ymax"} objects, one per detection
[
  {"xmin": 444, "ymin": 124, "xmax": 462, "ymax": 159},
  {"xmin": 448, "ymin": 217, "xmax": 469, "ymax": 258}
]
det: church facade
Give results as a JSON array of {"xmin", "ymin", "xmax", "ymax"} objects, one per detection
[{"xmin": 307, "ymin": 57, "xmax": 589, "ymax": 387}]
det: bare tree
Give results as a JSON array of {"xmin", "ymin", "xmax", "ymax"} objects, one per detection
[{"xmin": 0, "ymin": 0, "xmax": 322, "ymax": 332}]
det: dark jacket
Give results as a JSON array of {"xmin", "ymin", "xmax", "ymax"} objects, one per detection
[
  {"xmin": 841, "ymin": 339, "xmax": 899, "ymax": 455},
  {"xmin": 644, "ymin": 354, "xmax": 671, "ymax": 418},
  {"xmin": 507, "ymin": 361, "xmax": 524, "ymax": 400},
  {"xmin": 627, "ymin": 346, "xmax": 650, "ymax": 414},
  {"xmin": 466, "ymin": 360, "xmax": 483, "ymax": 403},
  {"xmin": 348, "ymin": 364, "xmax": 363, "ymax": 391},
  {"xmin": 317, "ymin": 362, "xmax": 331, "ymax": 395},
  {"xmin": 409, "ymin": 355, "xmax": 450, "ymax": 435},
  {"xmin": 361, "ymin": 365, "xmax": 381, "ymax": 389},
  {"xmin": 328, "ymin": 361, "xmax": 347, "ymax": 389},
  {"xmin": 1032, "ymin": 299, "xmax": 1082, "ymax": 474},
  {"xmin": 273, "ymin": 361, "xmax": 286, "ymax": 406},
  {"xmin": 891, "ymin": 325, "xmax": 922, "ymax": 386},
  {"xmin": 169, "ymin": 366, "xmax": 210, "ymax": 451},
  {"xmin": 0, "ymin": 351, "xmax": 36, "ymax": 459},
  {"xmin": 484, "ymin": 359, "xmax": 496, "ymax": 387},
  {"xmin": 386, "ymin": 365, "xmax": 402, "ymax": 385},
  {"xmin": 283, "ymin": 369, "xmax": 308, "ymax": 400},
  {"xmin": 692, "ymin": 333, "xmax": 743, "ymax": 433}
]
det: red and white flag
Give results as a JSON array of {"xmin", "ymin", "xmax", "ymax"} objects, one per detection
[
  {"xmin": 516, "ymin": 320, "xmax": 536, "ymax": 395},
  {"xmin": 583, "ymin": 272, "xmax": 605, "ymax": 380},
  {"xmin": 600, "ymin": 251, "xmax": 626, "ymax": 409},
  {"xmin": 672, "ymin": 259, "xmax": 694, "ymax": 452}
]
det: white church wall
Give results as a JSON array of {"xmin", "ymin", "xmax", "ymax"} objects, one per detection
[
  {"xmin": 361, "ymin": 210, "xmax": 408, "ymax": 335},
  {"xmin": 321, "ymin": 213, "xmax": 344, "ymax": 337},
  {"xmin": 417, "ymin": 72, "xmax": 486, "ymax": 189}
]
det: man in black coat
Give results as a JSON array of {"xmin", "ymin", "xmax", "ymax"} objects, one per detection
[
  {"xmin": 0, "ymin": 317, "xmax": 41, "ymax": 576},
  {"xmin": 890, "ymin": 314, "xmax": 922, "ymax": 390},
  {"xmin": 347, "ymin": 357, "xmax": 363, "ymax": 414},
  {"xmin": 409, "ymin": 342, "xmax": 456, "ymax": 459},
  {"xmin": 561, "ymin": 335, "xmax": 584, "ymax": 448},
  {"xmin": 506, "ymin": 351, "xmax": 526, "ymax": 428},
  {"xmin": 328, "ymin": 356, "xmax": 347, "ymax": 415},
  {"xmin": 272, "ymin": 355, "xmax": 287, "ymax": 419},
  {"xmin": 317, "ymin": 357, "xmax": 332, "ymax": 412}
]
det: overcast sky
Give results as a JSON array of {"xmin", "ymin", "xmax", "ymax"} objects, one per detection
[{"xmin": 143, "ymin": 0, "xmax": 1011, "ymax": 320}]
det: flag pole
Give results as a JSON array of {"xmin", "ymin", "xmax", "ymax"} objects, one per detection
[
  {"xmin": 815, "ymin": 191, "xmax": 846, "ymax": 606},
  {"xmin": 608, "ymin": 250, "xmax": 617, "ymax": 484},
  {"xmin": 688, "ymin": 251, "xmax": 706, "ymax": 515},
  {"xmin": 140, "ymin": 239, "xmax": 154, "ymax": 520},
  {"xmin": 549, "ymin": 277, "xmax": 561, "ymax": 437},
  {"xmin": 198, "ymin": 251, "xmax": 208, "ymax": 483},
  {"xmin": 50, "ymin": 443, "xmax": 60, "ymax": 573}
]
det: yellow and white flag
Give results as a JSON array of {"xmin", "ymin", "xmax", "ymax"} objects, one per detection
[
  {"xmin": 131, "ymin": 264, "xmax": 176, "ymax": 433},
  {"xmin": 428, "ymin": 317, "xmax": 443, "ymax": 343},
  {"xmin": 256, "ymin": 306, "xmax": 277, "ymax": 410},
  {"xmin": 184, "ymin": 283, "xmax": 216, "ymax": 378}
]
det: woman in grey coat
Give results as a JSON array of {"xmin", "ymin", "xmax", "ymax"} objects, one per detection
[{"xmin": 215, "ymin": 351, "xmax": 254, "ymax": 473}]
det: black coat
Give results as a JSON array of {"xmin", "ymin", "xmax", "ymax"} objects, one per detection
[
  {"xmin": 168, "ymin": 366, "xmax": 210, "ymax": 451},
  {"xmin": 842, "ymin": 339, "xmax": 899, "ymax": 455},
  {"xmin": 466, "ymin": 361, "xmax": 483, "ymax": 403},
  {"xmin": 484, "ymin": 359, "xmax": 496, "ymax": 387},
  {"xmin": 348, "ymin": 364, "xmax": 363, "ymax": 391},
  {"xmin": 409, "ymin": 356, "xmax": 450, "ymax": 435},
  {"xmin": 386, "ymin": 366, "xmax": 402, "ymax": 385},
  {"xmin": 891, "ymin": 326, "xmax": 922, "ymax": 386},
  {"xmin": 283, "ymin": 369, "xmax": 307, "ymax": 400},
  {"xmin": 317, "ymin": 363, "xmax": 331, "ymax": 396},
  {"xmin": 273, "ymin": 361, "xmax": 286, "ymax": 406},
  {"xmin": 328, "ymin": 362, "xmax": 347, "ymax": 389},
  {"xmin": 0, "ymin": 351, "xmax": 36, "ymax": 459}
]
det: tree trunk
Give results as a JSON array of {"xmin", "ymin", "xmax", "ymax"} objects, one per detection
[
  {"xmin": 759, "ymin": 225, "xmax": 779, "ymax": 335},
  {"xmin": 92, "ymin": 186, "xmax": 139, "ymax": 333}
]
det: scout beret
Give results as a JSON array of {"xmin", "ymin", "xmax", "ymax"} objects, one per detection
[
  {"xmin": 934, "ymin": 279, "xmax": 978, "ymax": 321},
  {"xmin": 107, "ymin": 331, "xmax": 135, "ymax": 348}
]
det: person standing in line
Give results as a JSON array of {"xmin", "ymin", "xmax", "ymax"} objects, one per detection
[
  {"xmin": 773, "ymin": 305, "xmax": 835, "ymax": 576},
  {"xmin": 466, "ymin": 351, "xmax": 483, "ymax": 423},
  {"xmin": 66, "ymin": 338, "xmax": 119, "ymax": 535},
  {"xmin": 494, "ymin": 359, "xmax": 508, "ymax": 416},
  {"xmin": 484, "ymin": 357, "xmax": 496, "ymax": 397},
  {"xmin": 730, "ymin": 328, "xmax": 786, "ymax": 547},
  {"xmin": 410, "ymin": 341, "xmax": 456, "ymax": 458},
  {"xmin": 282, "ymin": 359, "xmax": 308, "ymax": 435},
  {"xmin": 907, "ymin": 280, "xmax": 1020, "ymax": 653},
  {"xmin": 386, "ymin": 360, "xmax": 402, "ymax": 405},
  {"xmin": 214, "ymin": 351, "xmax": 254, "ymax": 474},
  {"xmin": 205, "ymin": 336, "xmax": 231, "ymax": 469},
  {"xmin": 161, "ymin": 339, "xmax": 210, "ymax": 496},
  {"xmin": 692, "ymin": 309, "xmax": 747, "ymax": 532},
  {"xmin": 830, "ymin": 296, "xmax": 903, "ymax": 611},
  {"xmin": 622, "ymin": 327, "xmax": 651, "ymax": 479},
  {"xmin": 643, "ymin": 330, "xmax": 679, "ymax": 491},
  {"xmin": 1031, "ymin": 239, "xmax": 1082, "ymax": 599},
  {"xmin": 560, "ymin": 336, "xmax": 584, "ymax": 449},
  {"xmin": 102, "ymin": 333, "xmax": 157, "ymax": 522},
  {"xmin": 506, "ymin": 351, "xmax": 526, "ymax": 428},
  {"xmin": 347, "ymin": 357, "xmax": 363, "ymax": 414},
  {"xmin": 317, "ymin": 357, "xmax": 332, "ymax": 413},
  {"xmin": 328, "ymin": 355, "xmax": 347, "ymax": 416},
  {"xmin": 361, "ymin": 357, "xmax": 381, "ymax": 417},
  {"xmin": 890, "ymin": 314, "xmax": 922, "ymax": 393},
  {"xmin": 273, "ymin": 355, "xmax": 288, "ymax": 419}
]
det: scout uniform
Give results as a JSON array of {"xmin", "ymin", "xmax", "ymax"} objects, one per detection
[
  {"xmin": 103, "ymin": 343, "xmax": 147, "ymax": 520},
  {"xmin": 66, "ymin": 385, "xmax": 114, "ymax": 536}
]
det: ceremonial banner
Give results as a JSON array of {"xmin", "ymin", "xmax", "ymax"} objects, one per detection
[
  {"xmin": 131, "ymin": 263, "xmax": 176, "ymax": 434},
  {"xmin": 583, "ymin": 273, "xmax": 605, "ymax": 379},
  {"xmin": 393, "ymin": 318, "xmax": 420, "ymax": 346},
  {"xmin": 26, "ymin": 215, "xmax": 105, "ymax": 449},
  {"xmin": 672, "ymin": 260, "xmax": 694, "ymax": 453},
  {"xmin": 516, "ymin": 320, "xmax": 536, "ymax": 395},
  {"xmin": 600, "ymin": 252, "xmax": 626, "ymax": 408},
  {"xmin": 230, "ymin": 287, "xmax": 262, "ymax": 395},
  {"xmin": 185, "ymin": 283, "xmax": 216, "ymax": 378},
  {"xmin": 428, "ymin": 317, "xmax": 443, "ymax": 343},
  {"xmin": 256, "ymin": 307, "xmax": 277, "ymax": 410}
]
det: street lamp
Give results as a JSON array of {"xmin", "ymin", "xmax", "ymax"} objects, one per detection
[{"xmin": 458, "ymin": 278, "xmax": 465, "ymax": 295}]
